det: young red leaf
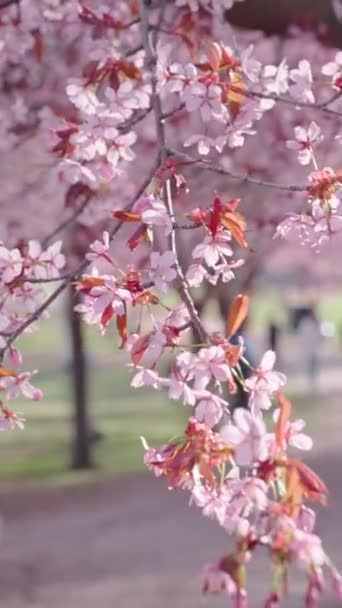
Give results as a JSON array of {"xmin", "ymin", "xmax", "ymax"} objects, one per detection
[
  {"xmin": 128, "ymin": 224, "xmax": 150, "ymax": 251},
  {"xmin": 116, "ymin": 311, "xmax": 127, "ymax": 347},
  {"xmin": 100, "ymin": 303, "xmax": 114, "ymax": 327},
  {"xmin": 112, "ymin": 210, "xmax": 141, "ymax": 222},
  {"xmin": 275, "ymin": 391, "xmax": 292, "ymax": 452},
  {"xmin": 226, "ymin": 294, "xmax": 249, "ymax": 338},
  {"xmin": 0, "ymin": 367, "xmax": 17, "ymax": 378},
  {"xmin": 131, "ymin": 333, "xmax": 152, "ymax": 366}
]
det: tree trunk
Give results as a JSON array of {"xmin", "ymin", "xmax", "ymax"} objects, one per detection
[{"xmin": 68, "ymin": 285, "xmax": 93, "ymax": 469}]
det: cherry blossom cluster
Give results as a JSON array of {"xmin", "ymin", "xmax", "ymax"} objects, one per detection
[
  {"xmin": 0, "ymin": 240, "xmax": 65, "ymax": 426},
  {"xmin": 0, "ymin": 1, "xmax": 342, "ymax": 606}
]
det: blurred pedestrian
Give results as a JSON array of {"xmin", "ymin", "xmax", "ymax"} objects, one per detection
[
  {"xmin": 268, "ymin": 321, "xmax": 280, "ymax": 355},
  {"xmin": 230, "ymin": 318, "xmax": 256, "ymax": 409},
  {"xmin": 297, "ymin": 309, "xmax": 322, "ymax": 388}
]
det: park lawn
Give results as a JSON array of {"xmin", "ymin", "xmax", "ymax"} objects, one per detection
[{"xmin": 0, "ymin": 363, "xmax": 189, "ymax": 482}]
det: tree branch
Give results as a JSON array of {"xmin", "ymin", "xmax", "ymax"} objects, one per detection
[
  {"xmin": 165, "ymin": 180, "xmax": 208, "ymax": 342},
  {"xmin": 139, "ymin": 0, "xmax": 207, "ymax": 343},
  {"xmin": 41, "ymin": 194, "xmax": 93, "ymax": 249},
  {"xmin": 249, "ymin": 89, "xmax": 342, "ymax": 118},
  {"xmin": 168, "ymin": 148, "xmax": 309, "ymax": 192}
]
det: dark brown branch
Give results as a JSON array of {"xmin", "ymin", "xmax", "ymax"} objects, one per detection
[
  {"xmin": 168, "ymin": 148, "xmax": 308, "ymax": 192},
  {"xmin": 41, "ymin": 194, "xmax": 92, "ymax": 249},
  {"xmin": 250, "ymin": 89, "xmax": 342, "ymax": 118}
]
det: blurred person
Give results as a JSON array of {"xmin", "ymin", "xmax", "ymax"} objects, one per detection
[
  {"xmin": 268, "ymin": 320, "xmax": 280, "ymax": 355},
  {"xmin": 297, "ymin": 309, "xmax": 322, "ymax": 389},
  {"xmin": 230, "ymin": 317, "xmax": 257, "ymax": 409}
]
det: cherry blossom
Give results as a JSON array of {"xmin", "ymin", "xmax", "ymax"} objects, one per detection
[
  {"xmin": 148, "ymin": 251, "xmax": 177, "ymax": 292},
  {"xmin": 140, "ymin": 198, "xmax": 173, "ymax": 236},
  {"xmin": 192, "ymin": 231, "xmax": 233, "ymax": 267},
  {"xmin": 286, "ymin": 122, "xmax": 322, "ymax": 166},
  {"xmin": 272, "ymin": 409, "xmax": 313, "ymax": 451},
  {"xmin": 0, "ymin": 408, "xmax": 25, "ymax": 431},
  {"xmin": 289, "ymin": 60, "xmax": 315, "ymax": 103},
  {"xmin": 0, "ymin": 371, "xmax": 42, "ymax": 401},
  {"xmin": 322, "ymin": 51, "xmax": 342, "ymax": 90},
  {"xmin": 195, "ymin": 392, "xmax": 228, "ymax": 427},
  {"xmin": 221, "ymin": 408, "xmax": 269, "ymax": 466},
  {"xmin": 245, "ymin": 351, "xmax": 286, "ymax": 416},
  {"xmin": 0, "ymin": 243, "xmax": 23, "ymax": 284}
]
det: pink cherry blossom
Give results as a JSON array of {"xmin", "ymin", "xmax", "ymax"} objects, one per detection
[
  {"xmin": 184, "ymin": 133, "xmax": 227, "ymax": 155},
  {"xmin": 131, "ymin": 368, "xmax": 165, "ymax": 390},
  {"xmin": 195, "ymin": 392, "xmax": 228, "ymax": 427},
  {"xmin": 149, "ymin": 251, "xmax": 177, "ymax": 292},
  {"xmin": 0, "ymin": 371, "xmax": 42, "ymax": 401},
  {"xmin": 221, "ymin": 408, "xmax": 269, "ymax": 466},
  {"xmin": 86, "ymin": 232, "xmax": 112, "ymax": 264},
  {"xmin": 262, "ymin": 59, "xmax": 289, "ymax": 97},
  {"xmin": 290, "ymin": 528, "xmax": 326, "ymax": 570},
  {"xmin": 322, "ymin": 51, "xmax": 342, "ymax": 90},
  {"xmin": 194, "ymin": 346, "xmax": 233, "ymax": 388},
  {"xmin": 286, "ymin": 122, "xmax": 322, "ymax": 166},
  {"xmin": 245, "ymin": 351, "xmax": 286, "ymax": 416},
  {"xmin": 183, "ymin": 82, "xmax": 227, "ymax": 123},
  {"xmin": 273, "ymin": 408, "xmax": 313, "ymax": 451},
  {"xmin": 289, "ymin": 60, "xmax": 315, "ymax": 103},
  {"xmin": 202, "ymin": 562, "xmax": 237, "ymax": 595},
  {"xmin": 0, "ymin": 243, "xmax": 23, "ymax": 284},
  {"xmin": 141, "ymin": 198, "xmax": 173, "ymax": 236},
  {"xmin": 192, "ymin": 231, "xmax": 233, "ymax": 267},
  {"xmin": 0, "ymin": 409, "xmax": 25, "ymax": 431},
  {"xmin": 297, "ymin": 506, "xmax": 316, "ymax": 534}
]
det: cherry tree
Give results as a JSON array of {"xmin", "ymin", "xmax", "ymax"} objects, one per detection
[{"xmin": 1, "ymin": 0, "xmax": 342, "ymax": 605}]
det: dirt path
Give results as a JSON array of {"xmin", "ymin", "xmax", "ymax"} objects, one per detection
[{"xmin": 0, "ymin": 440, "xmax": 341, "ymax": 608}]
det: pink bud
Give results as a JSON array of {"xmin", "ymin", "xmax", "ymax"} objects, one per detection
[
  {"xmin": 297, "ymin": 505, "xmax": 316, "ymax": 533},
  {"xmin": 33, "ymin": 388, "xmax": 43, "ymax": 401},
  {"xmin": 264, "ymin": 592, "xmax": 279, "ymax": 608},
  {"xmin": 7, "ymin": 347, "xmax": 23, "ymax": 368}
]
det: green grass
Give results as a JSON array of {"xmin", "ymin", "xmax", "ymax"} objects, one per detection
[{"xmin": 0, "ymin": 363, "xmax": 187, "ymax": 481}]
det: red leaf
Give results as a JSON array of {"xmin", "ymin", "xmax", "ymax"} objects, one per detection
[
  {"xmin": 275, "ymin": 391, "xmax": 292, "ymax": 452},
  {"xmin": 100, "ymin": 303, "xmax": 114, "ymax": 327},
  {"xmin": 65, "ymin": 183, "xmax": 93, "ymax": 208},
  {"xmin": 131, "ymin": 333, "xmax": 151, "ymax": 365},
  {"xmin": 0, "ymin": 367, "xmax": 16, "ymax": 378},
  {"xmin": 284, "ymin": 459, "xmax": 328, "ymax": 505},
  {"xmin": 78, "ymin": 277, "xmax": 105, "ymax": 291},
  {"xmin": 112, "ymin": 210, "xmax": 141, "ymax": 222},
  {"xmin": 32, "ymin": 31, "xmax": 44, "ymax": 62},
  {"xmin": 128, "ymin": 224, "xmax": 150, "ymax": 251},
  {"xmin": 116, "ymin": 310, "xmax": 127, "ymax": 347},
  {"xmin": 226, "ymin": 294, "xmax": 249, "ymax": 338},
  {"xmin": 208, "ymin": 196, "xmax": 222, "ymax": 236}
]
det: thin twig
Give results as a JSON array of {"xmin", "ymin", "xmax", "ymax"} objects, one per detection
[
  {"xmin": 168, "ymin": 148, "xmax": 308, "ymax": 192},
  {"xmin": 249, "ymin": 89, "xmax": 342, "ymax": 118},
  {"xmin": 41, "ymin": 194, "xmax": 92, "ymax": 249},
  {"xmin": 165, "ymin": 180, "xmax": 207, "ymax": 342}
]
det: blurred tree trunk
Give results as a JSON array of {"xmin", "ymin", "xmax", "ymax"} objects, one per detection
[{"xmin": 68, "ymin": 285, "xmax": 93, "ymax": 469}]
